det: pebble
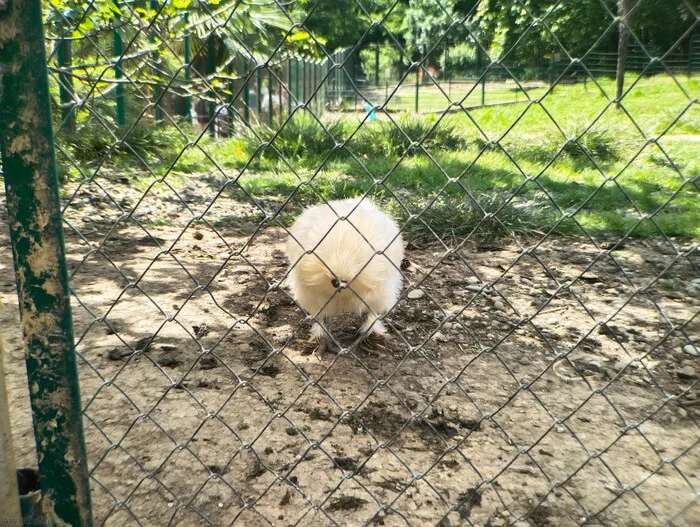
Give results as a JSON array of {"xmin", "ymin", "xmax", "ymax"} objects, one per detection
[
  {"xmin": 678, "ymin": 408, "xmax": 688, "ymax": 418},
  {"xmin": 492, "ymin": 300, "xmax": 506, "ymax": 311},
  {"xmin": 107, "ymin": 348, "xmax": 130, "ymax": 361},
  {"xmin": 586, "ymin": 361, "xmax": 602, "ymax": 373},
  {"xmin": 407, "ymin": 289, "xmax": 425, "ymax": 300},
  {"xmin": 520, "ymin": 277, "xmax": 535, "ymax": 287},
  {"xmin": 691, "ymin": 278, "xmax": 700, "ymax": 290},
  {"xmin": 433, "ymin": 332, "xmax": 448, "ymax": 342},
  {"xmin": 683, "ymin": 344, "xmax": 699, "ymax": 357},
  {"xmin": 678, "ymin": 366, "xmax": 697, "ymax": 380}
]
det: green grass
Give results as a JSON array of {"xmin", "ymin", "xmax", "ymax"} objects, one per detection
[{"xmin": 55, "ymin": 74, "xmax": 700, "ymax": 241}]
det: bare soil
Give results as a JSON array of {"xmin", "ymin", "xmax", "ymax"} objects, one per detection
[{"xmin": 1, "ymin": 174, "xmax": 699, "ymax": 526}]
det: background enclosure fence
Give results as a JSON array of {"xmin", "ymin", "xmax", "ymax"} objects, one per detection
[{"xmin": 0, "ymin": 0, "xmax": 699, "ymax": 526}]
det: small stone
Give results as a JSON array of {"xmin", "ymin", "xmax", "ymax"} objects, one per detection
[
  {"xmin": 407, "ymin": 289, "xmax": 425, "ymax": 300},
  {"xmin": 586, "ymin": 361, "xmax": 602, "ymax": 373},
  {"xmin": 107, "ymin": 348, "xmax": 130, "ymax": 361},
  {"xmin": 198, "ymin": 355, "xmax": 218, "ymax": 370},
  {"xmin": 157, "ymin": 357, "xmax": 181, "ymax": 368},
  {"xmin": 683, "ymin": 344, "xmax": 700, "ymax": 357},
  {"xmin": 433, "ymin": 332, "xmax": 448, "ymax": 342},
  {"xmin": 678, "ymin": 366, "xmax": 697, "ymax": 380},
  {"xmin": 134, "ymin": 336, "xmax": 153, "ymax": 352},
  {"xmin": 520, "ymin": 277, "xmax": 535, "ymax": 287},
  {"xmin": 492, "ymin": 300, "xmax": 506, "ymax": 311},
  {"xmin": 678, "ymin": 408, "xmax": 688, "ymax": 418}
]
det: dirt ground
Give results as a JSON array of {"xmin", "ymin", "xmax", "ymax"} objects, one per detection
[{"xmin": 1, "ymin": 173, "xmax": 699, "ymax": 527}]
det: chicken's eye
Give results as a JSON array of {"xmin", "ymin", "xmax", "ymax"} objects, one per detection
[{"xmin": 331, "ymin": 278, "xmax": 341, "ymax": 288}]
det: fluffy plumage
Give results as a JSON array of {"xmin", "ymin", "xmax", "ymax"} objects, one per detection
[{"xmin": 285, "ymin": 198, "xmax": 404, "ymax": 354}]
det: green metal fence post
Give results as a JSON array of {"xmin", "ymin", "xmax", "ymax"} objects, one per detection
[
  {"xmin": 56, "ymin": 30, "xmax": 75, "ymax": 132},
  {"xmin": 278, "ymin": 67, "xmax": 283, "ymax": 121},
  {"xmin": 207, "ymin": 35, "xmax": 215, "ymax": 136},
  {"xmin": 323, "ymin": 60, "xmax": 328, "ymax": 108},
  {"xmin": 375, "ymin": 44, "xmax": 380, "ymax": 86},
  {"xmin": 149, "ymin": 0, "xmax": 162, "ymax": 120},
  {"xmin": 244, "ymin": 60, "xmax": 251, "ymax": 126},
  {"xmin": 415, "ymin": 64, "xmax": 420, "ymax": 113},
  {"xmin": 287, "ymin": 61, "xmax": 292, "ymax": 115},
  {"xmin": 113, "ymin": 11, "xmax": 125, "ymax": 126},
  {"xmin": 257, "ymin": 66, "xmax": 262, "ymax": 114},
  {"xmin": 295, "ymin": 58, "xmax": 300, "ymax": 107},
  {"xmin": 481, "ymin": 73, "xmax": 486, "ymax": 105},
  {"xmin": 317, "ymin": 61, "xmax": 320, "ymax": 109},
  {"xmin": 480, "ymin": 50, "xmax": 486, "ymax": 106},
  {"xmin": 183, "ymin": 14, "xmax": 191, "ymax": 121},
  {"xmin": 302, "ymin": 59, "xmax": 306, "ymax": 104},
  {"xmin": 268, "ymin": 67, "xmax": 273, "ymax": 124},
  {"xmin": 443, "ymin": 41, "xmax": 448, "ymax": 79},
  {"xmin": 0, "ymin": 1, "xmax": 93, "ymax": 525}
]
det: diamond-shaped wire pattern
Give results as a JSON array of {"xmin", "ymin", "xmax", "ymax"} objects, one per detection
[{"xmin": 1, "ymin": 0, "xmax": 699, "ymax": 525}]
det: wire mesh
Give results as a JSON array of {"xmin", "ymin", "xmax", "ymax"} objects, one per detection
[{"xmin": 2, "ymin": 0, "xmax": 699, "ymax": 525}]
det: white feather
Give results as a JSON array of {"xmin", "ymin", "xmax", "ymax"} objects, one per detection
[{"xmin": 285, "ymin": 198, "xmax": 404, "ymax": 339}]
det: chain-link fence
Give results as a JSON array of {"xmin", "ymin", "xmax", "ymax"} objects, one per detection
[{"xmin": 1, "ymin": 0, "xmax": 699, "ymax": 525}]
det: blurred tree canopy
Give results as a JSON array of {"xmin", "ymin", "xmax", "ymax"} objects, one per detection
[{"xmin": 45, "ymin": 0, "xmax": 697, "ymax": 70}]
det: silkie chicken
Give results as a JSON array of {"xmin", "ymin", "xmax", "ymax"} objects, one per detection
[{"xmin": 285, "ymin": 198, "xmax": 405, "ymax": 356}]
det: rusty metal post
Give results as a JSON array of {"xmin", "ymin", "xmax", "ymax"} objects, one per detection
[{"xmin": 0, "ymin": 1, "xmax": 93, "ymax": 525}]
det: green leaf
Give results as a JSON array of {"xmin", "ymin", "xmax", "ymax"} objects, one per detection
[{"xmin": 288, "ymin": 30, "xmax": 311, "ymax": 42}]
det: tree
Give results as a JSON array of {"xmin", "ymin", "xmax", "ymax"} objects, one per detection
[{"xmin": 293, "ymin": 0, "xmax": 400, "ymax": 52}]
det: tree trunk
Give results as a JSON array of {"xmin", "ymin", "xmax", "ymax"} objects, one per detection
[{"xmin": 616, "ymin": 0, "xmax": 632, "ymax": 106}]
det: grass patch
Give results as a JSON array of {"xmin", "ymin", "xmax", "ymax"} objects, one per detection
[
  {"xmin": 53, "ymin": 74, "xmax": 699, "ymax": 240},
  {"xmin": 387, "ymin": 193, "xmax": 557, "ymax": 242}
]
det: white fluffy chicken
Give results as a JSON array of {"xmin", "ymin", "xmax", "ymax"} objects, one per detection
[{"xmin": 285, "ymin": 198, "xmax": 405, "ymax": 355}]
